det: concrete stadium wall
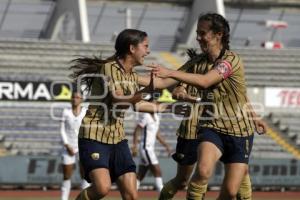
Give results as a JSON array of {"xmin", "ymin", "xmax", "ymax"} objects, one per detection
[{"xmin": 0, "ymin": 156, "xmax": 300, "ymax": 188}]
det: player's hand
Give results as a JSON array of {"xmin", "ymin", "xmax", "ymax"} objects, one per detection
[
  {"xmin": 255, "ymin": 119, "xmax": 268, "ymax": 135},
  {"xmin": 131, "ymin": 145, "xmax": 138, "ymax": 157},
  {"xmin": 172, "ymin": 86, "xmax": 188, "ymax": 101},
  {"xmin": 166, "ymin": 146, "xmax": 173, "ymax": 157},
  {"xmin": 65, "ymin": 145, "xmax": 75, "ymax": 156},
  {"xmin": 148, "ymin": 64, "xmax": 173, "ymax": 78}
]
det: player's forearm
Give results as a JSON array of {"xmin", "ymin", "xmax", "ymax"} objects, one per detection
[
  {"xmin": 156, "ymin": 132, "xmax": 168, "ymax": 147},
  {"xmin": 60, "ymin": 127, "xmax": 69, "ymax": 145},
  {"xmin": 138, "ymin": 75, "xmax": 178, "ymax": 89},
  {"xmin": 154, "ymin": 78, "xmax": 178, "ymax": 89},
  {"xmin": 159, "ymin": 139, "xmax": 171, "ymax": 152},
  {"xmin": 112, "ymin": 93, "xmax": 143, "ymax": 108},
  {"xmin": 132, "ymin": 126, "xmax": 141, "ymax": 145},
  {"xmin": 159, "ymin": 139, "xmax": 168, "ymax": 148},
  {"xmin": 168, "ymin": 70, "xmax": 208, "ymax": 88},
  {"xmin": 174, "ymin": 93, "xmax": 200, "ymax": 103},
  {"xmin": 134, "ymin": 101, "xmax": 169, "ymax": 113}
]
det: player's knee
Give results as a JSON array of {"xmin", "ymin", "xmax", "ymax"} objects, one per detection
[
  {"xmin": 123, "ymin": 190, "xmax": 138, "ymax": 200},
  {"xmin": 196, "ymin": 166, "xmax": 213, "ymax": 182},
  {"xmin": 228, "ymin": 192, "xmax": 238, "ymax": 199},
  {"xmin": 93, "ymin": 184, "xmax": 110, "ymax": 197},
  {"xmin": 131, "ymin": 191, "xmax": 138, "ymax": 200}
]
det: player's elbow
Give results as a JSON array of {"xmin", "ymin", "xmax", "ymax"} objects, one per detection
[{"xmin": 201, "ymin": 83, "xmax": 210, "ymax": 89}]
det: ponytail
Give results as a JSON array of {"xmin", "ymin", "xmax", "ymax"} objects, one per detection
[{"xmin": 69, "ymin": 55, "xmax": 115, "ymax": 91}]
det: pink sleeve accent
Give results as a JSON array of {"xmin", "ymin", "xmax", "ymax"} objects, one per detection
[{"xmin": 214, "ymin": 60, "xmax": 233, "ymax": 79}]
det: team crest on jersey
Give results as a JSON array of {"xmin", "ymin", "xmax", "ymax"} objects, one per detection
[{"xmin": 91, "ymin": 152, "xmax": 100, "ymax": 160}]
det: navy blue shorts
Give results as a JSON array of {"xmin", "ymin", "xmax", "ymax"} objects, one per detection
[
  {"xmin": 172, "ymin": 137, "xmax": 201, "ymax": 165},
  {"xmin": 78, "ymin": 138, "xmax": 136, "ymax": 183},
  {"xmin": 198, "ymin": 128, "xmax": 254, "ymax": 164}
]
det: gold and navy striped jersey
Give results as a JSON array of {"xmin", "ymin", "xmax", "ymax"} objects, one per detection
[
  {"xmin": 198, "ymin": 50, "xmax": 255, "ymax": 137},
  {"xmin": 176, "ymin": 56, "xmax": 206, "ymax": 139},
  {"xmin": 79, "ymin": 59, "xmax": 139, "ymax": 144},
  {"xmin": 176, "ymin": 94, "xmax": 203, "ymax": 139}
]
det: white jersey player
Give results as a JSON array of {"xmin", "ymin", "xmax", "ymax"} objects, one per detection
[
  {"xmin": 60, "ymin": 92, "xmax": 89, "ymax": 200},
  {"xmin": 132, "ymin": 113, "xmax": 172, "ymax": 192},
  {"xmin": 61, "ymin": 107, "xmax": 86, "ymax": 163}
]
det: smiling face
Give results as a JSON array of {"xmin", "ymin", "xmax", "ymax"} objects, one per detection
[
  {"xmin": 196, "ymin": 20, "xmax": 222, "ymax": 54},
  {"xmin": 130, "ymin": 37, "xmax": 150, "ymax": 66}
]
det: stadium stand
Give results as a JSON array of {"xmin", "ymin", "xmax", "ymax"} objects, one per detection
[
  {"xmin": 0, "ymin": 102, "xmax": 61, "ymax": 155},
  {"xmin": 268, "ymin": 112, "xmax": 300, "ymax": 147},
  {"xmin": 1, "ymin": 0, "xmax": 300, "ymax": 49},
  {"xmin": 0, "ymin": 39, "xmax": 163, "ymax": 81}
]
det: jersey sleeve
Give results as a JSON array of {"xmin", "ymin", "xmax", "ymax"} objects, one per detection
[
  {"xmin": 214, "ymin": 52, "xmax": 243, "ymax": 80},
  {"xmin": 60, "ymin": 109, "xmax": 69, "ymax": 145},
  {"xmin": 214, "ymin": 60, "xmax": 233, "ymax": 80}
]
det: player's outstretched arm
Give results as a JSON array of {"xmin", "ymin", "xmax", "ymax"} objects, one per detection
[
  {"xmin": 148, "ymin": 64, "xmax": 223, "ymax": 89},
  {"xmin": 134, "ymin": 101, "xmax": 190, "ymax": 116},
  {"xmin": 138, "ymin": 74, "xmax": 179, "ymax": 89}
]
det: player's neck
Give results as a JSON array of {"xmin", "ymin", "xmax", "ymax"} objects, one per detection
[
  {"xmin": 208, "ymin": 45, "xmax": 223, "ymax": 63},
  {"xmin": 72, "ymin": 105, "xmax": 81, "ymax": 116},
  {"xmin": 118, "ymin": 57, "xmax": 133, "ymax": 73}
]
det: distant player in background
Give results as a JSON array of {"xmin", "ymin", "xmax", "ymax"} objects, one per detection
[
  {"xmin": 132, "ymin": 112, "xmax": 172, "ymax": 192},
  {"xmin": 60, "ymin": 92, "xmax": 89, "ymax": 200}
]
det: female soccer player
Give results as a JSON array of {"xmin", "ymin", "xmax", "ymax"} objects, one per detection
[
  {"xmin": 70, "ymin": 29, "xmax": 187, "ymax": 200},
  {"xmin": 150, "ymin": 13, "xmax": 267, "ymax": 200},
  {"xmin": 60, "ymin": 92, "xmax": 89, "ymax": 200},
  {"xmin": 159, "ymin": 50, "xmax": 254, "ymax": 200}
]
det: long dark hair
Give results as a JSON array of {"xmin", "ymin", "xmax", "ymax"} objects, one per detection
[
  {"xmin": 70, "ymin": 29, "xmax": 148, "ymax": 91},
  {"xmin": 198, "ymin": 13, "xmax": 230, "ymax": 51}
]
